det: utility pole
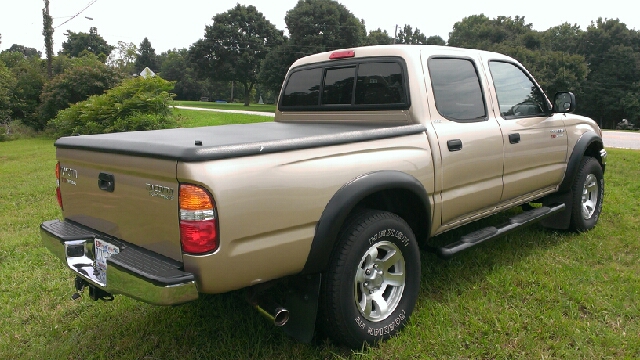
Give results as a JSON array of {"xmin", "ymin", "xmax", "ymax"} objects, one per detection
[
  {"xmin": 393, "ymin": 24, "xmax": 398, "ymax": 44},
  {"xmin": 42, "ymin": 0, "xmax": 54, "ymax": 78}
]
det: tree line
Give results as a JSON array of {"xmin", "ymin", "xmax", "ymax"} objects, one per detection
[{"xmin": 1, "ymin": 0, "xmax": 639, "ymax": 135}]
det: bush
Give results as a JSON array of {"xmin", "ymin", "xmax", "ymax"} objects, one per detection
[
  {"xmin": 49, "ymin": 76, "xmax": 177, "ymax": 136},
  {"xmin": 38, "ymin": 55, "xmax": 122, "ymax": 129}
]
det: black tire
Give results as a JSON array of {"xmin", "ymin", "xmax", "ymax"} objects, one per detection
[
  {"xmin": 569, "ymin": 156, "xmax": 604, "ymax": 232},
  {"xmin": 319, "ymin": 210, "xmax": 420, "ymax": 348}
]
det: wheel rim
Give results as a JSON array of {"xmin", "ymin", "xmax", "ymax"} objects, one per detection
[
  {"xmin": 354, "ymin": 240, "xmax": 405, "ymax": 322},
  {"xmin": 581, "ymin": 173, "xmax": 599, "ymax": 220}
]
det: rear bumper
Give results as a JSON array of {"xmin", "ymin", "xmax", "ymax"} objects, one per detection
[{"xmin": 41, "ymin": 219, "xmax": 198, "ymax": 305}]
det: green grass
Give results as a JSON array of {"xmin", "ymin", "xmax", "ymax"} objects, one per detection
[
  {"xmin": 174, "ymin": 108, "xmax": 272, "ymax": 128},
  {"xmin": 173, "ymin": 100, "xmax": 276, "ymax": 113},
  {"xmin": 1, "ymin": 124, "xmax": 639, "ymax": 358}
]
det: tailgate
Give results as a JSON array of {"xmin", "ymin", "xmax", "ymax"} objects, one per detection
[{"xmin": 56, "ymin": 148, "xmax": 182, "ymax": 261}]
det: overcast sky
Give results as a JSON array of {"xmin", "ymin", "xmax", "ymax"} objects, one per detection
[{"xmin": 0, "ymin": 0, "xmax": 636, "ymax": 55}]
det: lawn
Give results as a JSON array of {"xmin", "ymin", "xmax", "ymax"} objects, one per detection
[
  {"xmin": 0, "ymin": 111, "xmax": 638, "ymax": 358},
  {"xmin": 173, "ymin": 108, "xmax": 272, "ymax": 128},
  {"xmin": 173, "ymin": 100, "xmax": 276, "ymax": 113}
]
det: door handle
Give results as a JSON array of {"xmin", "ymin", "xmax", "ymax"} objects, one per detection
[
  {"xmin": 509, "ymin": 133, "xmax": 521, "ymax": 144},
  {"xmin": 447, "ymin": 139, "xmax": 463, "ymax": 152}
]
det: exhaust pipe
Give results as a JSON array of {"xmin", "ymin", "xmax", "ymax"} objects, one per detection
[{"xmin": 251, "ymin": 297, "xmax": 290, "ymax": 327}]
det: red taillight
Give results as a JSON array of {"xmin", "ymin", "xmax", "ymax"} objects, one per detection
[
  {"xmin": 180, "ymin": 220, "xmax": 218, "ymax": 254},
  {"xmin": 329, "ymin": 50, "xmax": 355, "ymax": 59},
  {"xmin": 179, "ymin": 184, "xmax": 218, "ymax": 254},
  {"xmin": 55, "ymin": 162, "xmax": 63, "ymax": 210}
]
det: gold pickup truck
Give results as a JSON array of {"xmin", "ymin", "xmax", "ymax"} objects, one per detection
[{"xmin": 41, "ymin": 45, "xmax": 606, "ymax": 348}]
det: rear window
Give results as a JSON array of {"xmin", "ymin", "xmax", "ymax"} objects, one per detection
[{"xmin": 280, "ymin": 58, "xmax": 409, "ymax": 111}]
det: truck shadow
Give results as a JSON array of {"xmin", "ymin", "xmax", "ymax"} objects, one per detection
[{"xmin": 52, "ymin": 209, "xmax": 572, "ymax": 359}]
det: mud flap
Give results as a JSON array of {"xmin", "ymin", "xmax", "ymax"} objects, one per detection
[
  {"xmin": 282, "ymin": 273, "xmax": 322, "ymax": 343},
  {"xmin": 541, "ymin": 192, "xmax": 573, "ymax": 230}
]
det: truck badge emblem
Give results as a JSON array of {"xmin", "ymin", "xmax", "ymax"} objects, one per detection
[{"xmin": 146, "ymin": 184, "xmax": 174, "ymax": 200}]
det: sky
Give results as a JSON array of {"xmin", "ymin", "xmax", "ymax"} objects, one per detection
[{"xmin": 0, "ymin": 0, "xmax": 637, "ymax": 55}]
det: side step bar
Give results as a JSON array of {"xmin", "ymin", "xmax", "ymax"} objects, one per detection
[{"xmin": 428, "ymin": 203, "xmax": 565, "ymax": 259}]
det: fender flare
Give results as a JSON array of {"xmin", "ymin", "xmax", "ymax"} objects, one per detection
[
  {"xmin": 558, "ymin": 131, "xmax": 605, "ymax": 193},
  {"xmin": 301, "ymin": 170, "xmax": 431, "ymax": 274}
]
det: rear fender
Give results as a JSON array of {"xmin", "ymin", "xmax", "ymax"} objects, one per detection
[{"xmin": 301, "ymin": 171, "xmax": 431, "ymax": 274}]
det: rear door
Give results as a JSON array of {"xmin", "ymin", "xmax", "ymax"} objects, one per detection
[
  {"xmin": 484, "ymin": 60, "xmax": 568, "ymax": 201},
  {"xmin": 425, "ymin": 56, "xmax": 504, "ymax": 225}
]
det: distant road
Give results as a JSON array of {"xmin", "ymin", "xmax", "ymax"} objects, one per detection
[
  {"xmin": 603, "ymin": 131, "xmax": 640, "ymax": 150},
  {"xmin": 173, "ymin": 105, "xmax": 275, "ymax": 117}
]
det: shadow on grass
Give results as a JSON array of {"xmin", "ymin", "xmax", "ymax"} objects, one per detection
[{"xmin": 41, "ymin": 208, "xmax": 580, "ymax": 359}]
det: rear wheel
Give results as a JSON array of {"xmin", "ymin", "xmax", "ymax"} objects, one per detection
[
  {"xmin": 569, "ymin": 156, "xmax": 604, "ymax": 231},
  {"xmin": 319, "ymin": 210, "xmax": 420, "ymax": 348}
]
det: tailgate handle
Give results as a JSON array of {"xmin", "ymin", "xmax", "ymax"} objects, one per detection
[{"xmin": 98, "ymin": 173, "xmax": 115, "ymax": 193}]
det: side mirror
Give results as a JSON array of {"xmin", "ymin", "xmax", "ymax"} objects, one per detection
[{"xmin": 553, "ymin": 92, "xmax": 576, "ymax": 113}]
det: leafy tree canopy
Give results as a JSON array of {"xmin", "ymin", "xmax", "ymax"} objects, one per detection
[
  {"xmin": 108, "ymin": 41, "xmax": 138, "ymax": 75},
  {"xmin": 285, "ymin": 0, "xmax": 366, "ymax": 55},
  {"xmin": 2, "ymin": 44, "xmax": 42, "ymax": 58},
  {"xmin": 367, "ymin": 28, "xmax": 393, "ymax": 45},
  {"xmin": 396, "ymin": 24, "xmax": 428, "ymax": 45},
  {"xmin": 191, "ymin": 4, "xmax": 283, "ymax": 106},
  {"xmin": 135, "ymin": 37, "xmax": 158, "ymax": 73},
  {"xmin": 426, "ymin": 35, "xmax": 446, "ymax": 45},
  {"xmin": 449, "ymin": 14, "xmax": 533, "ymax": 49},
  {"xmin": 60, "ymin": 27, "xmax": 114, "ymax": 62},
  {"xmin": 39, "ymin": 54, "xmax": 122, "ymax": 129}
]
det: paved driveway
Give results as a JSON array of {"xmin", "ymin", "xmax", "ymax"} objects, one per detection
[{"xmin": 602, "ymin": 131, "xmax": 640, "ymax": 150}]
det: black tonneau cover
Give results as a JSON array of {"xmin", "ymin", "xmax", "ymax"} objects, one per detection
[{"xmin": 54, "ymin": 122, "xmax": 427, "ymax": 161}]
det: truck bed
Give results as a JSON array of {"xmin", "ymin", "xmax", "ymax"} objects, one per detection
[{"xmin": 54, "ymin": 122, "xmax": 427, "ymax": 161}]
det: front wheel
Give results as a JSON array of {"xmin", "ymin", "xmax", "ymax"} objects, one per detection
[
  {"xmin": 319, "ymin": 210, "xmax": 420, "ymax": 348},
  {"xmin": 569, "ymin": 156, "xmax": 604, "ymax": 232}
]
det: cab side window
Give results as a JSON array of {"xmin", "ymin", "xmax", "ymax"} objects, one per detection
[
  {"xmin": 489, "ymin": 61, "xmax": 548, "ymax": 119},
  {"xmin": 428, "ymin": 58, "xmax": 487, "ymax": 122}
]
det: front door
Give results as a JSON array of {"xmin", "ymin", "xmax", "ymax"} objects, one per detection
[{"xmin": 485, "ymin": 60, "xmax": 568, "ymax": 201}]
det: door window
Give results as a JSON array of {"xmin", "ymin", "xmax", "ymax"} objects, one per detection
[
  {"xmin": 428, "ymin": 58, "xmax": 487, "ymax": 122},
  {"xmin": 489, "ymin": 61, "xmax": 548, "ymax": 119}
]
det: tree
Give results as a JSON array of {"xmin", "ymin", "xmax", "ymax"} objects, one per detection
[
  {"xmin": 159, "ymin": 49, "xmax": 197, "ymax": 99},
  {"xmin": 256, "ymin": 0, "xmax": 367, "ymax": 99},
  {"xmin": 39, "ymin": 55, "xmax": 122, "ymax": 128},
  {"xmin": 448, "ymin": 15, "xmax": 533, "ymax": 50},
  {"xmin": 395, "ymin": 24, "xmax": 428, "ymax": 45},
  {"xmin": 60, "ymin": 27, "xmax": 114, "ymax": 61},
  {"xmin": 258, "ymin": 40, "xmax": 298, "ymax": 97},
  {"xmin": 426, "ymin": 35, "xmax": 446, "ymax": 45},
  {"xmin": 135, "ymin": 37, "xmax": 158, "ymax": 73},
  {"xmin": 191, "ymin": 4, "xmax": 283, "ymax": 106},
  {"xmin": 108, "ymin": 41, "xmax": 138, "ymax": 74},
  {"xmin": 367, "ymin": 28, "xmax": 393, "ymax": 45},
  {"xmin": 576, "ymin": 18, "xmax": 640, "ymax": 128},
  {"xmin": 0, "ymin": 51, "xmax": 46, "ymax": 129},
  {"xmin": 285, "ymin": 0, "xmax": 366, "ymax": 56},
  {"xmin": 3, "ymin": 45, "xmax": 42, "ymax": 58},
  {"xmin": 0, "ymin": 62, "xmax": 16, "ymax": 127}
]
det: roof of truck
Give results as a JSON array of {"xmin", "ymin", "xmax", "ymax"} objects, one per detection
[{"xmin": 289, "ymin": 45, "xmax": 514, "ymax": 68}]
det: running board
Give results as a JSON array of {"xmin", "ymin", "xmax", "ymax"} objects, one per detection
[{"xmin": 428, "ymin": 204, "xmax": 566, "ymax": 259}]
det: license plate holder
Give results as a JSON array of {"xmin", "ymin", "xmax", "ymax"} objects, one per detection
[{"xmin": 94, "ymin": 239, "xmax": 120, "ymax": 286}]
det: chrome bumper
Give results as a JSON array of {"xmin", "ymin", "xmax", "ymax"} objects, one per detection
[{"xmin": 41, "ymin": 220, "xmax": 198, "ymax": 305}]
